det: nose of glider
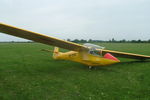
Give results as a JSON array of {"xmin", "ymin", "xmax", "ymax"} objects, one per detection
[{"xmin": 104, "ymin": 53, "xmax": 120, "ymax": 62}]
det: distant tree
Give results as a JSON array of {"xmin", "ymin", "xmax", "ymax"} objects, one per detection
[
  {"xmin": 137, "ymin": 39, "xmax": 141, "ymax": 43},
  {"xmin": 108, "ymin": 39, "xmax": 112, "ymax": 42},
  {"xmin": 119, "ymin": 39, "xmax": 126, "ymax": 43},
  {"xmin": 131, "ymin": 40, "xmax": 137, "ymax": 43},
  {"xmin": 67, "ymin": 39, "xmax": 71, "ymax": 41},
  {"xmin": 80, "ymin": 39, "xmax": 87, "ymax": 43},
  {"xmin": 72, "ymin": 39, "xmax": 80, "ymax": 43},
  {"xmin": 88, "ymin": 39, "xmax": 93, "ymax": 43},
  {"xmin": 111, "ymin": 38, "xmax": 116, "ymax": 42}
]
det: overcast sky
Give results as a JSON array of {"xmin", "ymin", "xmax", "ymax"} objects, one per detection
[{"xmin": 0, "ymin": 0, "xmax": 150, "ymax": 41}]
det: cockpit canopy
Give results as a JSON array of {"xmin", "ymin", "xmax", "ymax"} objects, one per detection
[
  {"xmin": 84, "ymin": 43, "xmax": 105, "ymax": 56},
  {"xmin": 84, "ymin": 43, "xmax": 105, "ymax": 49}
]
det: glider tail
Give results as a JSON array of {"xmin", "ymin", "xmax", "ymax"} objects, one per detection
[
  {"xmin": 53, "ymin": 47, "xmax": 60, "ymax": 59},
  {"xmin": 41, "ymin": 47, "xmax": 60, "ymax": 59},
  {"xmin": 54, "ymin": 47, "xmax": 59, "ymax": 53}
]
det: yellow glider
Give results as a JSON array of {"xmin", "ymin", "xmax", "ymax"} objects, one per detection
[{"xmin": 0, "ymin": 23, "xmax": 150, "ymax": 67}]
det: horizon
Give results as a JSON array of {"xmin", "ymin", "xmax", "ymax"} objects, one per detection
[{"xmin": 0, "ymin": 38, "xmax": 149, "ymax": 42}]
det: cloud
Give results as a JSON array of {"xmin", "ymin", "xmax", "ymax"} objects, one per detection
[{"xmin": 0, "ymin": 0, "xmax": 150, "ymax": 41}]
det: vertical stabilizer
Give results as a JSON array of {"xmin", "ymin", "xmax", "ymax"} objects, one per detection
[
  {"xmin": 54, "ymin": 47, "xmax": 59, "ymax": 53},
  {"xmin": 53, "ymin": 47, "xmax": 60, "ymax": 59}
]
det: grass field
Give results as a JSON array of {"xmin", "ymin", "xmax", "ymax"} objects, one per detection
[{"xmin": 0, "ymin": 43, "xmax": 150, "ymax": 100}]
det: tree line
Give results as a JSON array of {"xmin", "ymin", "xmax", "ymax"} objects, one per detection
[
  {"xmin": 0, "ymin": 38, "xmax": 150, "ymax": 43},
  {"xmin": 68, "ymin": 38, "xmax": 150, "ymax": 43}
]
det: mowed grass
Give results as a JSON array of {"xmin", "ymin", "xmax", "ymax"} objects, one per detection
[{"xmin": 0, "ymin": 43, "xmax": 150, "ymax": 100}]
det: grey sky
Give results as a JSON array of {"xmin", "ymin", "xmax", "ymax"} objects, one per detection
[{"xmin": 0, "ymin": 0, "xmax": 150, "ymax": 41}]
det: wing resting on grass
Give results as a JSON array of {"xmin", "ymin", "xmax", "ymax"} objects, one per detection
[
  {"xmin": 101, "ymin": 49, "xmax": 150, "ymax": 60},
  {"xmin": 0, "ymin": 23, "xmax": 87, "ymax": 51}
]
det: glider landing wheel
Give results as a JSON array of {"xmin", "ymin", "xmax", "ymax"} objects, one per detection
[{"xmin": 89, "ymin": 66, "xmax": 92, "ymax": 69}]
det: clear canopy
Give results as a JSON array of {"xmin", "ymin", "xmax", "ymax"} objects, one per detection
[
  {"xmin": 84, "ymin": 43, "xmax": 105, "ymax": 49},
  {"xmin": 83, "ymin": 43, "xmax": 105, "ymax": 56}
]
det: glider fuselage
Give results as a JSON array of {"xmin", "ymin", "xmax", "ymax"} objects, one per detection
[{"xmin": 53, "ymin": 48, "xmax": 120, "ymax": 66}]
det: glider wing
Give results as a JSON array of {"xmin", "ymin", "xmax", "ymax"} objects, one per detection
[
  {"xmin": 101, "ymin": 49, "xmax": 150, "ymax": 60},
  {"xmin": 0, "ymin": 23, "xmax": 86, "ymax": 51}
]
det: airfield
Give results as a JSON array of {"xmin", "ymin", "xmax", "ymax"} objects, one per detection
[{"xmin": 0, "ymin": 42, "xmax": 150, "ymax": 100}]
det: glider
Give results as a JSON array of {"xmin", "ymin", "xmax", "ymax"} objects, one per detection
[{"xmin": 0, "ymin": 23, "xmax": 150, "ymax": 67}]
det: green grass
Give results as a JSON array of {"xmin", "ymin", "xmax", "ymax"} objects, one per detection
[{"xmin": 0, "ymin": 43, "xmax": 150, "ymax": 100}]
